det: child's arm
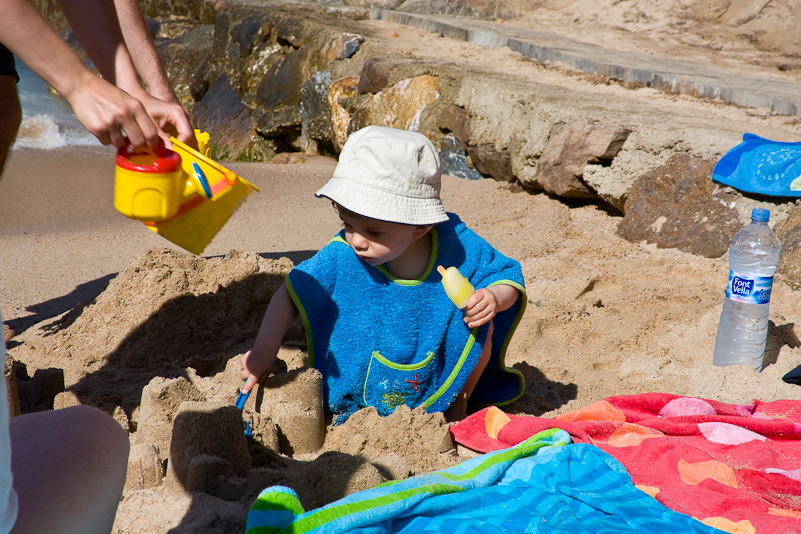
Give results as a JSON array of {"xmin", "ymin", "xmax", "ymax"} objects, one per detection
[
  {"xmin": 462, "ymin": 284, "xmax": 519, "ymax": 329},
  {"xmin": 240, "ymin": 284, "xmax": 299, "ymax": 393}
]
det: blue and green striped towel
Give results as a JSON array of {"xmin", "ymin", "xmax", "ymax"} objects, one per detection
[{"xmin": 246, "ymin": 429, "xmax": 724, "ymax": 534}]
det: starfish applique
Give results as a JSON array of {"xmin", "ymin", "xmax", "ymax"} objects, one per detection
[{"xmin": 405, "ymin": 373, "xmax": 422, "ymax": 393}]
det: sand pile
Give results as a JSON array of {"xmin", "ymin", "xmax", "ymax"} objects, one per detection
[
  {"xmin": 13, "ymin": 248, "xmax": 292, "ymax": 411},
  {"xmin": 9, "ymin": 247, "xmax": 464, "ymax": 533}
]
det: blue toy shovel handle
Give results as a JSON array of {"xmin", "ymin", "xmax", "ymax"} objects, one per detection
[
  {"xmin": 235, "ymin": 389, "xmax": 251, "ymax": 410},
  {"xmin": 191, "ymin": 162, "xmax": 214, "ymax": 199}
]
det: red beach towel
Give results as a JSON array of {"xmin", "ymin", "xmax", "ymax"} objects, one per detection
[{"xmin": 450, "ymin": 394, "xmax": 801, "ymax": 534}]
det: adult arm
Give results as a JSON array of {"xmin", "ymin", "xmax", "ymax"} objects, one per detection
[
  {"xmin": 112, "ymin": 0, "xmax": 175, "ymax": 102},
  {"xmin": 241, "ymin": 284, "xmax": 300, "ymax": 393},
  {"xmin": 55, "ymin": 0, "xmax": 195, "ymax": 146},
  {"xmin": 0, "ymin": 0, "xmax": 160, "ymax": 149}
]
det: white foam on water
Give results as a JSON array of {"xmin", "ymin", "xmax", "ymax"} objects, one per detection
[
  {"xmin": 12, "ymin": 59, "xmax": 97, "ymax": 149},
  {"xmin": 14, "ymin": 115, "xmax": 66, "ymax": 149}
]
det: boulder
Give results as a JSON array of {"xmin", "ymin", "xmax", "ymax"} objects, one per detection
[
  {"xmin": 321, "ymin": 33, "xmax": 365, "ymax": 62},
  {"xmin": 155, "ymin": 25, "xmax": 216, "ymax": 110},
  {"xmin": 349, "ymin": 75, "xmax": 440, "ymax": 134},
  {"xmin": 253, "ymin": 47, "xmax": 310, "ymax": 137},
  {"xmin": 467, "ymin": 144, "xmax": 514, "ymax": 182},
  {"xmin": 300, "ymin": 71, "xmax": 335, "ymax": 155},
  {"xmin": 329, "ymin": 76, "xmax": 362, "ymax": 152},
  {"xmin": 192, "ymin": 75, "xmax": 258, "ymax": 161},
  {"xmin": 357, "ymin": 58, "xmax": 402, "ymax": 95},
  {"xmin": 536, "ymin": 120, "xmax": 630, "ymax": 199},
  {"xmin": 437, "ymin": 104, "xmax": 471, "ymax": 146},
  {"xmin": 773, "ymin": 205, "xmax": 801, "ymax": 289},
  {"xmin": 616, "ymin": 154, "xmax": 741, "ymax": 258},
  {"xmin": 440, "ymin": 134, "xmax": 484, "ymax": 180}
]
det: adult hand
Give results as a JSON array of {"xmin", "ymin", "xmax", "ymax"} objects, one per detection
[
  {"xmin": 65, "ymin": 73, "xmax": 160, "ymax": 150},
  {"xmin": 137, "ymin": 92, "xmax": 197, "ymax": 149}
]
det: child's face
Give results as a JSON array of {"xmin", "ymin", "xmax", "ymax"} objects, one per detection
[{"xmin": 338, "ymin": 209, "xmax": 428, "ymax": 266}]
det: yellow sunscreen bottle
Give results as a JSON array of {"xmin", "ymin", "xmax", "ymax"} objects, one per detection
[{"xmin": 437, "ymin": 265, "xmax": 475, "ymax": 309}]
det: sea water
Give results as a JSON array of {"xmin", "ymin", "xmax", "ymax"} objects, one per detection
[{"xmin": 12, "ymin": 58, "xmax": 96, "ymax": 149}]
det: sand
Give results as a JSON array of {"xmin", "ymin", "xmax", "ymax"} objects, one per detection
[
  {"xmin": 2, "ymin": 3, "xmax": 801, "ymax": 532},
  {"xmin": 3, "ymin": 144, "xmax": 800, "ymax": 532}
]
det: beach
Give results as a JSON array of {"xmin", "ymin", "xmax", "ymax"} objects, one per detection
[
  {"xmin": 3, "ymin": 0, "xmax": 801, "ymax": 529},
  {"xmin": 2, "ymin": 142, "xmax": 801, "ymax": 531}
]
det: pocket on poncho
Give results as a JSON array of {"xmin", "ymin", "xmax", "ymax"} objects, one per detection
[{"xmin": 364, "ymin": 350, "xmax": 436, "ymax": 416}]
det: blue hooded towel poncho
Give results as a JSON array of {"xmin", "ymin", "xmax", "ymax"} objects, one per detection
[{"xmin": 285, "ymin": 214, "xmax": 526, "ymax": 423}]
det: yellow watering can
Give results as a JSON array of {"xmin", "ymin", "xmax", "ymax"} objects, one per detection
[{"xmin": 114, "ymin": 131, "xmax": 260, "ymax": 255}]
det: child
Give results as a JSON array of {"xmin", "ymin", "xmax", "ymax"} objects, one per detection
[{"xmin": 241, "ymin": 126, "xmax": 526, "ymax": 422}]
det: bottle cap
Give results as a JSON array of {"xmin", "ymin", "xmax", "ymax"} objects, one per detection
[{"xmin": 751, "ymin": 208, "xmax": 770, "ymax": 222}]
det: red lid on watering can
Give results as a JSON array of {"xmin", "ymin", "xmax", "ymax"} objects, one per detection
[{"xmin": 116, "ymin": 142, "xmax": 182, "ymax": 174}]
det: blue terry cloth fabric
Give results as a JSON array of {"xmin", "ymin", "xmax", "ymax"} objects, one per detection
[
  {"xmin": 285, "ymin": 213, "xmax": 526, "ymax": 424},
  {"xmin": 712, "ymin": 133, "xmax": 801, "ymax": 196},
  {"xmin": 245, "ymin": 429, "xmax": 725, "ymax": 534}
]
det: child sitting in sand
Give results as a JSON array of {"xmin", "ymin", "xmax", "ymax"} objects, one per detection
[{"xmin": 241, "ymin": 126, "xmax": 526, "ymax": 422}]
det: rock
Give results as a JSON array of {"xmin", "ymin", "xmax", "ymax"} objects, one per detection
[
  {"xmin": 440, "ymin": 134, "xmax": 484, "ymax": 180},
  {"xmin": 254, "ymin": 48, "xmax": 309, "ymax": 137},
  {"xmin": 349, "ymin": 75, "xmax": 441, "ymax": 134},
  {"xmin": 166, "ymin": 401, "xmax": 252, "ymax": 494},
  {"xmin": 125, "ymin": 443, "xmax": 165, "ymax": 492},
  {"xmin": 322, "ymin": 33, "xmax": 365, "ymax": 62},
  {"xmin": 300, "ymin": 70, "xmax": 335, "ymax": 155},
  {"xmin": 251, "ymin": 367, "xmax": 325, "ymax": 456},
  {"xmin": 466, "ymin": 144, "xmax": 514, "ymax": 182},
  {"xmin": 616, "ymin": 154, "xmax": 741, "ymax": 258},
  {"xmin": 140, "ymin": 0, "xmax": 216, "ymax": 23},
  {"xmin": 192, "ymin": 75, "xmax": 257, "ymax": 161},
  {"xmin": 773, "ymin": 204, "xmax": 801, "ymax": 289},
  {"xmin": 155, "ymin": 25, "xmax": 215, "ymax": 110},
  {"xmin": 536, "ymin": 120, "xmax": 630, "ymax": 199},
  {"xmin": 329, "ymin": 76, "xmax": 361, "ymax": 152},
  {"xmin": 437, "ymin": 104, "xmax": 471, "ymax": 146},
  {"xmin": 357, "ymin": 58, "xmax": 400, "ymax": 95},
  {"xmin": 135, "ymin": 376, "xmax": 205, "ymax": 456}
]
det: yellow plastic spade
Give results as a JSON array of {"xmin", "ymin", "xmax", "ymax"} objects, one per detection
[{"xmin": 114, "ymin": 130, "xmax": 260, "ymax": 255}]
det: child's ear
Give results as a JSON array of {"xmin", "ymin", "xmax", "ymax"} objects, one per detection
[{"xmin": 412, "ymin": 225, "xmax": 434, "ymax": 238}]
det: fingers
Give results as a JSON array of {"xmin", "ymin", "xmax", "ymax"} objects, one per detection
[
  {"xmin": 65, "ymin": 74, "xmax": 167, "ymax": 151},
  {"xmin": 240, "ymin": 350, "xmax": 265, "ymax": 394},
  {"xmin": 242, "ymin": 375, "xmax": 258, "ymax": 395},
  {"xmin": 139, "ymin": 94, "xmax": 197, "ymax": 149},
  {"xmin": 463, "ymin": 289, "xmax": 496, "ymax": 328}
]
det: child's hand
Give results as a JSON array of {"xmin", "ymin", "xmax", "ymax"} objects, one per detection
[
  {"xmin": 240, "ymin": 349, "xmax": 273, "ymax": 394},
  {"xmin": 462, "ymin": 287, "xmax": 499, "ymax": 328}
]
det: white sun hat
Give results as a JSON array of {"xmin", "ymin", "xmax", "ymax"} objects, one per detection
[{"xmin": 316, "ymin": 126, "xmax": 449, "ymax": 225}]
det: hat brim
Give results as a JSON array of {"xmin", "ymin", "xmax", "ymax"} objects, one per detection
[{"xmin": 316, "ymin": 177, "xmax": 449, "ymax": 226}]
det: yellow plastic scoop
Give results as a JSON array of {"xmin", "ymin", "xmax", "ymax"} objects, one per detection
[
  {"xmin": 114, "ymin": 131, "xmax": 260, "ymax": 255},
  {"xmin": 437, "ymin": 265, "xmax": 475, "ymax": 309}
]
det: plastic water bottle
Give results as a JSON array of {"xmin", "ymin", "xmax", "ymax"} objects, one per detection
[{"xmin": 713, "ymin": 208, "xmax": 781, "ymax": 370}]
